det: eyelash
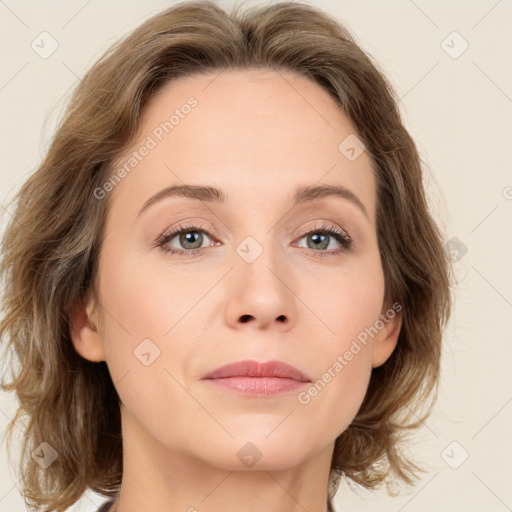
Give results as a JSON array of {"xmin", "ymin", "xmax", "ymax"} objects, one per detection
[{"xmin": 154, "ymin": 222, "xmax": 351, "ymax": 258}]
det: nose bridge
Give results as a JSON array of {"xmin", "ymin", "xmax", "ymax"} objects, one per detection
[
  {"xmin": 225, "ymin": 224, "xmax": 297, "ymax": 329},
  {"xmin": 236, "ymin": 227, "xmax": 288, "ymax": 296}
]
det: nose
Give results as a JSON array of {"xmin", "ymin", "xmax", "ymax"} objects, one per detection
[{"xmin": 224, "ymin": 242, "xmax": 297, "ymax": 331}]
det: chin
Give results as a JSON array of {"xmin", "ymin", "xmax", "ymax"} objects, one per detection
[{"xmin": 193, "ymin": 435, "xmax": 320, "ymax": 472}]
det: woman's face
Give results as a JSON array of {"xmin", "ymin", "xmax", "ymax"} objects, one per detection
[{"xmin": 74, "ymin": 68, "xmax": 400, "ymax": 471}]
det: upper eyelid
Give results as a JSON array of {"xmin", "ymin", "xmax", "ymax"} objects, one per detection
[{"xmin": 295, "ymin": 222, "xmax": 349, "ymax": 239}]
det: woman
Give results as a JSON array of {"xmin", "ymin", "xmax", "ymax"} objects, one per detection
[{"xmin": 0, "ymin": 1, "xmax": 451, "ymax": 511}]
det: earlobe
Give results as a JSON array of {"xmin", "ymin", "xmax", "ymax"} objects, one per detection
[
  {"xmin": 371, "ymin": 308, "xmax": 402, "ymax": 368},
  {"xmin": 68, "ymin": 290, "xmax": 106, "ymax": 362}
]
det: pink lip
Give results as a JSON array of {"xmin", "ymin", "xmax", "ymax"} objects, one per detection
[{"xmin": 201, "ymin": 360, "xmax": 311, "ymax": 396}]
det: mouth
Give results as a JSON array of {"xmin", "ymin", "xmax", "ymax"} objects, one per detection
[{"xmin": 201, "ymin": 360, "xmax": 311, "ymax": 396}]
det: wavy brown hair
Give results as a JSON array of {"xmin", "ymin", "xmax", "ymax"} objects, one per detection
[{"xmin": 0, "ymin": 1, "xmax": 451, "ymax": 510}]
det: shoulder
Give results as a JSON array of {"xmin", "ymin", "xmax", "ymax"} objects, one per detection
[{"xmin": 97, "ymin": 500, "xmax": 116, "ymax": 512}]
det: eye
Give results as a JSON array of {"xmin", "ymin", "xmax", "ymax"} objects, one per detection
[
  {"xmin": 154, "ymin": 221, "xmax": 351, "ymax": 258},
  {"xmin": 154, "ymin": 223, "xmax": 218, "ymax": 255},
  {"xmin": 293, "ymin": 223, "xmax": 351, "ymax": 258}
]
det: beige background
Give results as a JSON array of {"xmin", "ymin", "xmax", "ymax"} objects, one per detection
[{"xmin": 1, "ymin": 0, "xmax": 511, "ymax": 510}]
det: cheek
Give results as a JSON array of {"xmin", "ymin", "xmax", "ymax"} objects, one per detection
[
  {"xmin": 295, "ymin": 315, "xmax": 375, "ymax": 441},
  {"xmin": 96, "ymin": 256, "xmax": 199, "ymax": 443},
  {"xmin": 96, "ymin": 247, "xmax": 201, "ymax": 390},
  {"xmin": 98, "ymin": 235, "xmax": 210, "ymax": 337},
  {"xmin": 304, "ymin": 252, "xmax": 385, "ymax": 348},
  {"xmin": 294, "ymin": 258, "xmax": 384, "ymax": 434}
]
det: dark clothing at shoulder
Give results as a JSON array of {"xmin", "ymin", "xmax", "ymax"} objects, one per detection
[
  {"xmin": 97, "ymin": 498, "xmax": 335, "ymax": 511},
  {"xmin": 97, "ymin": 500, "xmax": 115, "ymax": 512}
]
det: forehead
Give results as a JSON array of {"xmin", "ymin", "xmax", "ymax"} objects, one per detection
[
  {"xmin": 108, "ymin": 68, "xmax": 376, "ymax": 222},
  {"xmin": 144, "ymin": 67, "xmax": 355, "ymax": 147}
]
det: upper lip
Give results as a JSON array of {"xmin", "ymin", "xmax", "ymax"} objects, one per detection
[{"xmin": 202, "ymin": 360, "xmax": 311, "ymax": 382}]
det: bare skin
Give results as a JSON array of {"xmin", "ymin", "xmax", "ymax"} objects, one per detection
[{"xmin": 70, "ymin": 68, "xmax": 401, "ymax": 512}]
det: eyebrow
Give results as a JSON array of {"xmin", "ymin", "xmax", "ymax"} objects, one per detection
[{"xmin": 137, "ymin": 183, "xmax": 368, "ymax": 218}]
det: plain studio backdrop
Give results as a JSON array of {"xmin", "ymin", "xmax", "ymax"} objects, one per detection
[{"xmin": 0, "ymin": 1, "xmax": 511, "ymax": 511}]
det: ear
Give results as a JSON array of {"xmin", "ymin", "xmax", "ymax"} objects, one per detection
[
  {"xmin": 68, "ymin": 289, "xmax": 106, "ymax": 362},
  {"xmin": 371, "ymin": 306, "xmax": 402, "ymax": 368}
]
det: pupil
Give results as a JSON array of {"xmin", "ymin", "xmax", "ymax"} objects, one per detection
[
  {"xmin": 310, "ymin": 233, "xmax": 328, "ymax": 250},
  {"xmin": 182, "ymin": 231, "xmax": 201, "ymax": 248}
]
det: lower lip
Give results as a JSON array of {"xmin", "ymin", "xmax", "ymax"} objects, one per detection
[{"xmin": 204, "ymin": 377, "xmax": 309, "ymax": 396}]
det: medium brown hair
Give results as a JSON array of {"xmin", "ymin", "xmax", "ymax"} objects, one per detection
[{"xmin": 0, "ymin": 1, "xmax": 451, "ymax": 510}]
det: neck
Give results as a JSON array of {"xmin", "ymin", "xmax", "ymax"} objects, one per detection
[{"xmin": 113, "ymin": 405, "xmax": 335, "ymax": 512}]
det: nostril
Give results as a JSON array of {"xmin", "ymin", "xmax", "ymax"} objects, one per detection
[{"xmin": 239, "ymin": 314, "xmax": 286, "ymax": 323}]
